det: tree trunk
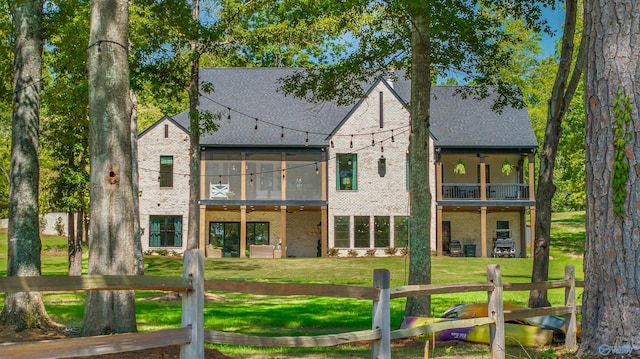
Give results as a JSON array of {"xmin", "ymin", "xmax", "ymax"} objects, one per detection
[
  {"xmin": 68, "ymin": 212, "xmax": 82, "ymax": 276},
  {"xmin": 579, "ymin": 1, "xmax": 640, "ymax": 356},
  {"xmin": 0, "ymin": 0, "xmax": 52, "ymax": 331},
  {"xmin": 130, "ymin": 90, "xmax": 144, "ymax": 275},
  {"xmin": 82, "ymin": 0, "xmax": 137, "ymax": 336},
  {"xmin": 529, "ymin": 0, "xmax": 583, "ymax": 308},
  {"xmin": 186, "ymin": 0, "xmax": 201, "ymax": 251},
  {"xmin": 404, "ymin": 2, "xmax": 432, "ymax": 317}
]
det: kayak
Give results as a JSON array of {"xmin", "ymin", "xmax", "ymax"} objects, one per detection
[{"xmin": 400, "ymin": 316, "xmax": 553, "ymax": 346}]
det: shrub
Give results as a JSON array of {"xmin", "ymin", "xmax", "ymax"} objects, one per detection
[
  {"xmin": 384, "ymin": 247, "xmax": 398, "ymax": 256},
  {"xmin": 39, "ymin": 216, "xmax": 47, "ymax": 233},
  {"xmin": 347, "ymin": 249, "xmax": 358, "ymax": 257},
  {"xmin": 400, "ymin": 247, "xmax": 409, "ymax": 256},
  {"xmin": 365, "ymin": 249, "xmax": 376, "ymax": 257},
  {"xmin": 55, "ymin": 217, "xmax": 65, "ymax": 236},
  {"xmin": 327, "ymin": 248, "xmax": 339, "ymax": 257}
]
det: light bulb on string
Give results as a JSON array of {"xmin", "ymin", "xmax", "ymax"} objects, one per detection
[
  {"xmin": 254, "ymin": 118, "xmax": 258, "ymax": 133},
  {"xmin": 391, "ymin": 129, "xmax": 395, "ymax": 142},
  {"xmin": 227, "ymin": 108, "xmax": 231, "ymax": 124},
  {"xmin": 350, "ymin": 135, "xmax": 353, "ymax": 149},
  {"xmin": 250, "ymin": 173, "xmax": 253, "ymax": 185},
  {"xmin": 281, "ymin": 127, "xmax": 284, "ymax": 141},
  {"xmin": 371, "ymin": 133, "xmax": 375, "ymax": 146},
  {"xmin": 315, "ymin": 162, "xmax": 319, "ymax": 174},
  {"xmin": 218, "ymin": 175, "xmax": 222, "ymax": 185},
  {"xmin": 305, "ymin": 131, "xmax": 309, "ymax": 146}
]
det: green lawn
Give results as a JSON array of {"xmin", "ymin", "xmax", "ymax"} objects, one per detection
[{"xmin": 0, "ymin": 211, "xmax": 586, "ymax": 358}]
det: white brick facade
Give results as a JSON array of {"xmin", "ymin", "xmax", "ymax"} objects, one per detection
[
  {"xmin": 137, "ymin": 118, "xmax": 191, "ymax": 252},
  {"xmin": 327, "ymin": 81, "xmax": 413, "ymax": 255}
]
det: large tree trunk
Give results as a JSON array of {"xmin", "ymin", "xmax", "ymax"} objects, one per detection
[
  {"xmin": 529, "ymin": 0, "xmax": 583, "ymax": 308},
  {"xmin": 0, "ymin": 0, "xmax": 52, "ymax": 331},
  {"xmin": 186, "ymin": 0, "xmax": 201, "ymax": 251},
  {"xmin": 404, "ymin": 2, "xmax": 432, "ymax": 317},
  {"xmin": 67, "ymin": 212, "xmax": 82, "ymax": 276},
  {"xmin": 579, "ymin": 1, "xmax": 640, "ymax": 356},
  {"xmin": 82, "ymin": 0, "xmax": 137, "ymax": 336},
  {"xmin": 130, "ymin": 90, "xmax": 144, "ymax": 275}
]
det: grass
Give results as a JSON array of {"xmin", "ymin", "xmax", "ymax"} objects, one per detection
[{"xmin": 0, "ymin": 211, "xmax": 586, "ymax": 358}]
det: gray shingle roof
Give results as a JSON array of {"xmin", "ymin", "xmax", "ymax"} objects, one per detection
[{"xmin": 171, "ymin": 68, "xmax": 537, "ymax": 150}]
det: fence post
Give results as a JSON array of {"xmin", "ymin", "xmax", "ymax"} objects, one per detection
[
  {"xmin": 564, "ymin": 265, "xmax": 577, "ymax": 350},
  {"xmin": 372, "ymin": 269, "xmax": 390, "ymax": 359},
  {"xmin": 181, "ymin": 249, "xmax": 205, "ymax": 359},
  {"xmin": 487, "ymin": 264, "xmax": 505, "ymax": 359}
]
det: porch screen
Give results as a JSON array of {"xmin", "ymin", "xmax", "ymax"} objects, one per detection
[{"xmin": 149, "ymin": 215, "xmax": 183, "ymax": 247}]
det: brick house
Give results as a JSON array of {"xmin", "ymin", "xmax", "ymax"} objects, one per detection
[{"xmin": 137, "ymin": 68, "xmax": 537, "ymax": 258}]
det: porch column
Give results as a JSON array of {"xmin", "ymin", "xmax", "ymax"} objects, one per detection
[
  {"xmin": 528, "ymin": 153, "xmax": 535, "ymax": 200},
  {"xmin": 280, "ymin": 206, "xmax": 287, "ymax": 258},
  {"xmin": 240, "ymin": 154, "xmax": 246, "ymax": 200},
  {"xmin": 519, "ymin": 208, "xmax": 527, "ymax": 258},
  {"xmin": 281, "ymin": 152, "xmax": 287, "ymax": 201},
  {"xmin": 199, "ymin": 205, "xmax": 206, "ymax": 250},
  {"xmin": 436, "ymin": 206, "xmax": 443, "ymax": 256},
  {"xmin": 321, "ymin": 206, "xmax": 328, "ymax": 257},
  {"xmin": 529, "ymin": 206, "xmax": 536, "ymax": 259},
  {"xmin": 479, "ymin": 154, "xmax": 487, "ymax": 200},
  {"xmin": 199, "ymin": 156, "xmax": 206, "ymax": 250},
  {"xmin": 436, "ymin": 162, "xmax": 443, "ymax": 201},
  {"xmin": 480, "ymin": 206, "xmax": 487, "ymax": 257},
  {"xmin": 321, "ymin": 160, "xmax": 327, "ymax": 201},
  {"xmin": 240, "ymin": 206, "xmax": 247, "ymax": 257}
]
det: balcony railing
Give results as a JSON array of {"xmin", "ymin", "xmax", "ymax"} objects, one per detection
[{"xmin": 442, "ymin": 183, "xmax": 530, "ymax": 200}]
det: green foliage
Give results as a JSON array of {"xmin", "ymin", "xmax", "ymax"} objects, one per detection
[
  {"xmin": 453, "ymin": 160, "xmax": 466, "ymax": 175},
  {"xmin": 347, "ymin": 249, "xmax": 358, "ymax": 257},
  {"xmin": 384, "ymin": 246, "xmax": 398, "ymax": 256},
  {"xmin": 54, "ymin": 217, "xmax": 65, "ymax": 236},
  {"xmin": 501, "ymin": 160, "xmax": 514, "ymax": 175},
  {"xmin": 612, "ymin": 90, "xmax": 633, "ymax": 216}
]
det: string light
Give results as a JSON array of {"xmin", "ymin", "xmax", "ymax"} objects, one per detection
[
  {"xmin": 227, "ymin": 107, "xmax": 231, "ymax": 123},
  {"xmin": 391, "ymin": 129, "xmax": 395, "ymax": 142},
  {"xmin": 254, "ymin": 118, "xmax": 258, "ymax": 133},
  {"xmin": 305, "ymin": 131, "xmax": 309, "ymax": 146},
  {"xmin": 371, "ymin": 133, "xmax": 375, "ymax": 146},
  {"xmin": 281, "ymin": 126, "xmax": 284, "ymax": 141},
  {"xmin": 315, "ymin": 162, "xmax": 319, "ymax": 174},
  {"xmin": 350, "ymin": 135, "xmax": 353, "ymax": 149},
  {"xmin": 250, "ymin": 173, "xmax": 253, "ymax": 185}
]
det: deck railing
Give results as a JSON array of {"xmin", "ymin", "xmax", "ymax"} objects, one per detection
[
  {"xmin": 1, "ymin": 251, "xmax": 578, "ymax": 359},
  {"xmin": 442, "ymin": 183, "xmax": 530, "ymax": 200}
]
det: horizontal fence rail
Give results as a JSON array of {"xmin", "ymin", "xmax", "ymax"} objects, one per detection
[{"xmin": 0, "ymin": 253, "xmax": 579, "ymax": 359}]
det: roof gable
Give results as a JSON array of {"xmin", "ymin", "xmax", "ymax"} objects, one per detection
[{"xmin": 138, "ymin": 115, "xmax": 190, "ymax": 139}]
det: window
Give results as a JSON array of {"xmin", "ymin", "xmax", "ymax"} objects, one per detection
[
  {"xmin": 159, "ymin": 156, "xmax": 173, "ymax": 187},
  {"xmin": 149, "ymin": 216, "xmax": 182, "ymax": 247},
  {"xmin": 164, "ymin": 124, "xmax": 169, "ymax": 138},
  {"xmin": 334, "ymin": 216, "xmax": 350, "ymax": 247},
  {"xmin": 374, "ymin": 216, "xmax": 390, "ymax": 247},
  {"xmin": 247, "ymin": 222, "xmax": 269, "ymax": 246},
  {"xmin": 337, "ymin": 154, "xmax": 357, "ymax": 190},
  {"xmin": 394, "ymin": 216, "xmax": 409, "ymax": 247},
  {"xmin": 354, "ymin": 216, "xmax": 370, "ymax": 248},
  {"xmin": 209, "ymin": 222, "xmax": 240, "ymax": 257},
  {"xmin": 496, "ymin": 220, "xmax": 511, "ymax": 239}
]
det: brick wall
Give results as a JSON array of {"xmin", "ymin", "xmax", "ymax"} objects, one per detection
[
  {"xmin": 138, "ymin": 119, "xmax": 191, "ymax": 252},
  {"xmin": 327, "ymin": 81, "xmax": 411, "ymax": 253}
]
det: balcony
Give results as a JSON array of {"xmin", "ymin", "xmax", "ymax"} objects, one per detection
[{"xmin": 442, "ymin": 183, "xmax": 530, "ymax": 200}]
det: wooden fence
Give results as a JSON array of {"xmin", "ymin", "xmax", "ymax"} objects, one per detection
[{"xmin": 0, "ymin": 250, "xmax": 579, "ymax": 359}]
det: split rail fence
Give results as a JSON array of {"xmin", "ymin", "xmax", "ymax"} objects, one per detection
[{"xmin": 0, "ymin": 250, "xmax": 579, "ymax": 359}]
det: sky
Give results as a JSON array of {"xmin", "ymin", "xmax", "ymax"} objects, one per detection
[{"xmin": 539, "ymin": 5, "xmax": 566, "ymax": 57}]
